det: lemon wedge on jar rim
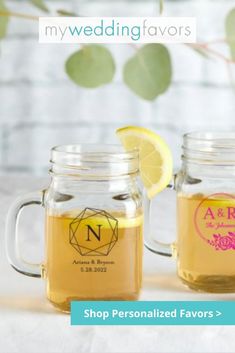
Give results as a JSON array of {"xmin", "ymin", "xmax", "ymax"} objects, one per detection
[{"xmin": 116, "ymin": 126, "xmax": 173, "ymax": 199}]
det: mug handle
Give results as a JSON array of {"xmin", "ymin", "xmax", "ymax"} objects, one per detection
[
  {"xmin": 5, "ymin": 190, "xmax": 45, "ymax": 277},
  {"xmin": 144, "ymin": 177, "xmax": 176, "ymax": 257}
]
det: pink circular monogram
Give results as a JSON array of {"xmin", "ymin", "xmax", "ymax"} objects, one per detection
[{"xmin": 194, "ymin": 193, "xmax": 235, "ymax": 251}]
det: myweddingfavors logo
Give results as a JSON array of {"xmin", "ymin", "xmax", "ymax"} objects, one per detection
[{"xmin": 39, "ymin": 17, "xmax": 196, "ymax": 43}]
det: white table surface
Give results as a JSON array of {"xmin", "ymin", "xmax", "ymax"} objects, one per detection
[{"xmin": 0, "ymin": 175, "xmax": 235, "ymax": 353}]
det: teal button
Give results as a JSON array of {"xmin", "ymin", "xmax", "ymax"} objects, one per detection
[{"xmin": 71, "ymin": 301, "xmax": 235, "ymax": 325}]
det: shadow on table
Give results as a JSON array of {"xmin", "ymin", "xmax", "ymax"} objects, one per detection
[
  {"xmin": 143, "ymin": 272, "xmax": 189, "ymax": 293},
  {"xmin": 143, "ymin": 273, "xmax": 235, "ymax": 300},
  {"xmin": 0, "ymin": 295, "xmax": 61, "ymax": 314}
]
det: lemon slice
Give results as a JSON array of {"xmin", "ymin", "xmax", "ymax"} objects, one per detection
[{"xmin": 116, "ymin": 126, "xmax": 173, "ymax": 199}]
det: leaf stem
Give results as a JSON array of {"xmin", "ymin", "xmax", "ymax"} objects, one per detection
[
  {"xmin": 159, "ymin": 0, "xmax": 164, "ymax": 14},
  {"xmin": 226, "ymin": 62, "xmax": 235, "ymax": 90},
  {"xmin": 0, "ymin": 11, "xmax": 38, "ymax": 21},
  {"xmin": 129, "ymin": 43, "xmax": 138, "ymax": 51},
  {"xmin": 188, "ymin": 43, "xmax": 235, "ymax": 64},
  {"xmin": 201, "ymin": 38, "xmax": 227, "ymax": 45}
]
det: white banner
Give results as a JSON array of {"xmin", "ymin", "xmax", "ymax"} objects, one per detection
[{"xmin": 39, "ymin": 17, "xmax": 197, "ymax": 44}]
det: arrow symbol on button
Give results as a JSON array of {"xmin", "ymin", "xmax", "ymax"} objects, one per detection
[{"xmin": 216, "ymin": 311, "xmax": 222, "ymax": 317}]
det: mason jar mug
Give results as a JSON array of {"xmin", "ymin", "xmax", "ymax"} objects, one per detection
[
  {"xmin": 146, "ymin": 132, "xmax": 235, "ymax": 293},
  {"xmin": 6, "ymin": 145, "xmax": 146, "ymax": 312}
]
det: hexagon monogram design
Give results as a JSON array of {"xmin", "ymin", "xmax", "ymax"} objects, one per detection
[{"xmin": 69, "ymin": 208, "xmax": 118, "ymax": 256}]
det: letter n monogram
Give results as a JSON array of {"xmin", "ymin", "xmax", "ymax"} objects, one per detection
[{"xmin": 86, "ymin": 225, "xmax": 102, "ymax": 241}]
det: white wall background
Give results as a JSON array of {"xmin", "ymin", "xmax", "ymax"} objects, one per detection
[{"xmin": 0, "ymin": 0, "xmax": 235, "ymax": 174}]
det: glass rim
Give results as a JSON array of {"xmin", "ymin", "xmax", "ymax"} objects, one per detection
[
  {"xmin": 51, "ymin": 144, "xmax": 139, "ymax": 161},
  {"xmin": 182, "ymin": 131, "xmax": 235, "ymax": 165},
  {"xmin": 183, "ymin": 131, "xmax": 235, "ymax": 142},
  {"xmin": 50, "ymin": 144, "xmax": 139, "ymax": 177}
]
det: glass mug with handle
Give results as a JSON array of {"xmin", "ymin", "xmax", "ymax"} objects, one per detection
[
  {"xmin": 146, "ymin": 132, "xmax": 235, "ymax": 293},
  {"xmin": 6, "ymin": 144, "xmax": 170, "ymax": 312}
]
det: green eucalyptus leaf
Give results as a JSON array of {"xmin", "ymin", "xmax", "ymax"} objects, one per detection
[
  {"xmin": 57, "ymin": 9, "xmax": 78, "ymax": 17},
  {"xmin": 30, "ymin": 0, "xmax": 49, "ymax": 13},
  {"xmin": 225, "ymin": 8, "xmax": 235, "ymax": 60},
  {"xmin": 123, "ymin": 44, "xmax": 172, "ymax": 101},
  {"xmin": 65, "ymin": 45, "xmax": 115, "ymax": 88},
  {"xmin": 0, "ymin": 0, "xmax": 9, "ymax": 39}
]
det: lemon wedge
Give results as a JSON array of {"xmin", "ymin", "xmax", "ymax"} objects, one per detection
[{"xmin": 116, "ymin": 126, "xmax": 173, "ymax": 199}]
